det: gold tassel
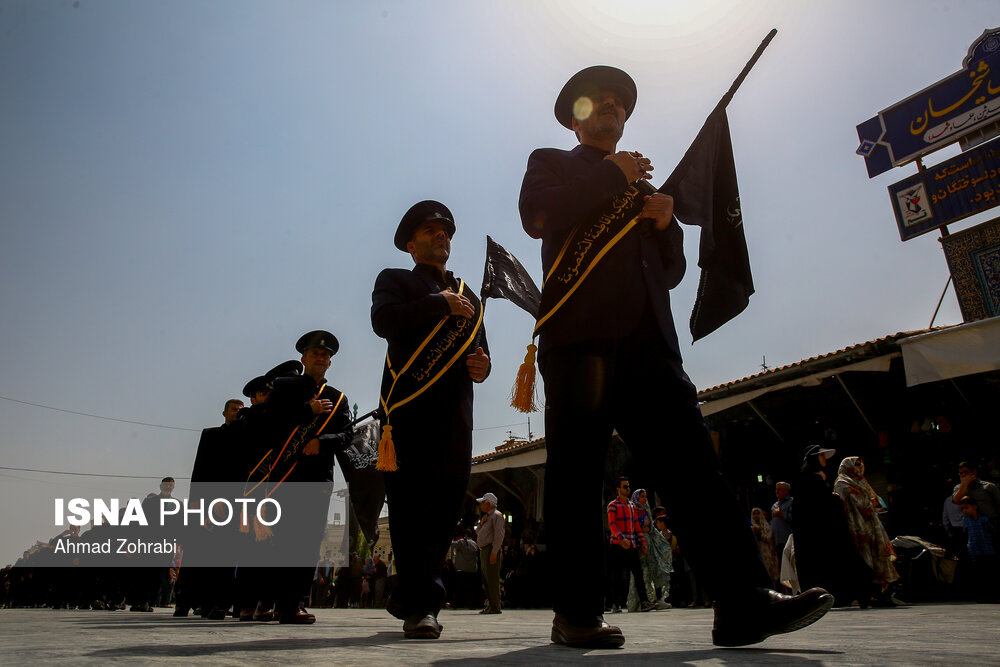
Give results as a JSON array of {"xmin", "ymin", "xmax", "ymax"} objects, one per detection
[
  {"xmin": 510, "ymin": 342, "xmax": 539, "ymax": 413},
  {"xmin": 377, "ymin": 424, "xmax": 398, "ymax": 471},
  {"xmin": 253, "ymin": 515, "xmax": 273, "ymax": 542}
]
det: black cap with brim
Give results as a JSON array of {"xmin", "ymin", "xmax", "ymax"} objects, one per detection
[
  {"xmin": 803, "ymin": 444, "xmax": 837, "ymax": 460},
  {"xmin": 295, "ymin": 330, "xmax": 339, "ymax": 355},
  {"xmin": 394, "ymin": 200, "xmax": 456, "ymax": 252},
  {"xmin": 554, "ymin": 65, "xmax": 637, "ymax": 130},
  {"xmin": 242, "ymin": 375, "xmax": 270, "ymax": 398},
  {"xmin": 265, "ymin": 359, "xmax": 304, "ymax": 383}
]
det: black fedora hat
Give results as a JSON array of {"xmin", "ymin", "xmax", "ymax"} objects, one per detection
[
  {"xmin": 264, "ymin": 359, "xmax": 303, "ymax": 383},
  {"xmin": 295, "ymin": 330, "xmax": 339, "ymax": 355},
  {"xmin": 554, "ymin": 65, "xmax": 637, "ymax": 130},
  {"xmin": 394, "ymin": 200, "xmax": 456, "ymax": 252},
  {"xmin": 242, "ymin": 375, "xmax": 270, "ymax": 398}
]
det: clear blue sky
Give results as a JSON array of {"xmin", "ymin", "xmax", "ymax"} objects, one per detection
[{"xmin": 1, "ymin": 0, "xmax": 994, "ymax": 565}]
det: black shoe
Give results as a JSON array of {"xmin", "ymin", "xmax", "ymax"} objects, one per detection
[
  {"xmin": 402, "ymin": 614, "xmax": 442, "ymax": 639},
  {"xmin": 551, "ymin": 613, "xmax": 625, "ymax": 649},
  {"xmin": 712, "ymin": 587, "xmax": 834, "ymax": 647},
  {"xmin": 130, "ymin": 602, "xmax": 152, "ymax": 612},
  {"xmin": 207, "ymin": 607, "xmax": 228, "ymax": 620}
]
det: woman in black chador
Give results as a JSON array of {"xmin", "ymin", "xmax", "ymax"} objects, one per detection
[{"xmin": 792, "ymin": 445, "xmax": 874, "ymax": 607}]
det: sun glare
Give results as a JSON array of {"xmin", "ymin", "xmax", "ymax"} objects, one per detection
[
  {"xmin": 568, "ymin": 0, "xmax": 743, "ymax": 36},
  {"xmin": 573, "ymin": 96, "xmax": 594, "ymax": 122}
]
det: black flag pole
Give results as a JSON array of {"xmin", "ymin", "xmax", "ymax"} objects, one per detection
[
  {"xmin": 654, "ymin": 28, "xmax": 777, "ymax": 341},
  {"xmin": 349, "ymin": 407, "xmax": 383, "ymax": 427},
  {"xmin": 716, "ymin": 28, "xmax": 777, "ymax": 115},
  {"xmin": 662, "ymin": 28, "xmax": 776, "ymax": 193}
]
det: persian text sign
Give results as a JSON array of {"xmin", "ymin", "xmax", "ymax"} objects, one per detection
[
  {"xmin": 888, "ymin": 135, "xmax": 1000, "ymax": 241},
  {"xmin": 856, "ymin": 29, "xmax": 1000, "ymax": 178}
]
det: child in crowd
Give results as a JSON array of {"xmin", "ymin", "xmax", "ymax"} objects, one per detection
[
  {"xmin": 959, "ymin": 496, "xmax": 998, "ymax": 603},
  {"xmin": 650, "ymin": 514, "xmax": 674, "ymax": 609}
]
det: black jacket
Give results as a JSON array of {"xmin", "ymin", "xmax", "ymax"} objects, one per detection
[
  {"xmin": 519, "ymin": 143, "xmax": 686, "ymax": 358},
  {"xmin": 268, "ymin": 376, "xmax": 352, "ymax": 484},
  {"xmin": 190, "ymin": 425, "xmax": 231, "ymax": 486},
  {"xmin": 371, "ymin": 263, "xmax": 490, "ymax": 438}
]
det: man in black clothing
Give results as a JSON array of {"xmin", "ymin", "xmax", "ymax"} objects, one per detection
[
  {"xmin": 232, "ymin": 361, "xmax": 303, "ymax": 622},
  {"xmin": 130, "ymin": 477, "xmax": 176, "ymax": 613},
  {"xmin": 176, "ymin": 399, "xmax": 244, "ymax": 618},
  {"xmin": 371, "ymin": 200, "xmax": 490, "ymax": 639},
  {"xmin": 266, "ymin": 331, "xmax": 353, "ymax": 624},
  {"xmin": 518, "ymin": 65, "xmax": 832, "ymax": 648}
]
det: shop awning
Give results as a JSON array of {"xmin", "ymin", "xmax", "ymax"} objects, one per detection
[
  {"xmin": 700, "ymin": 355, "xmax": 896, "ymax": 416},
  {"xmin": 899, "ymin": 316, "xmax": 1000, "ymax": 386}
]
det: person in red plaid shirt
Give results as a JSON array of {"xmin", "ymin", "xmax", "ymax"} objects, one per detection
[{"xmin": 607, "ymin": 477, "xmax": 654, "ymax": 613}]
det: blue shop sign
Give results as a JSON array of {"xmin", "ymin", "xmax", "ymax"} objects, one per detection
[
  {"xmin": 888, "ymin": 135, "xmax": 1000, "ymax": 241},
  {"xmin": 857, "ymin": 28, "xmax": 1000, "ymax": 178}
]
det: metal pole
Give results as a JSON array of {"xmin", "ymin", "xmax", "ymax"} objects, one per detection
[
  {"xmin": 483, "ymin": 472, "xmax": 526, "ymax": 510},
  {"xmin": 950, "ymin": 378, "xmax": 971, "ymax": 406},
  {"xmin": 835, "ymin": 375, "xmax": 876, "ymax": 435},
  {"xmin": 929, "ymin": 275, "xmax": 953, "ymax": 329},
  {"xmin": 747, "ymin": 400, "xmax": 783, "ymax": 442}
]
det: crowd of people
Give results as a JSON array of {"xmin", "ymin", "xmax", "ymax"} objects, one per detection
[
  {"xmin": 745, "ymin": 453, "xmax": 998, "ymax": 607},
  {"xmin": 2, "ymin": 478, "xmax": 180, "ymax": 611},
  {"xmin": 4, "ymin": 455, "xmax": 997, "ymax": 619},
  {"xmin": 306, "ymin": 552, "xmax": 392, "ymax": 609}
]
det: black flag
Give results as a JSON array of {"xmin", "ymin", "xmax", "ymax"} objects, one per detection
[
  {"xmin": 662, "ymin": 109, "xmax": 753, "ymax": 342},
  {"xmin": 661, "ymin": 29, "xmax": 775, "ymax": 342},
  {"xmin": 335, "ymin": 419, "xmax": 385, "ymax": 550},
  {"xmin": 481, "ymin": 235, "xmax": 541, "ymax": 318}
]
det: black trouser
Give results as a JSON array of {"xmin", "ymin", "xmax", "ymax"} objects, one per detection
[
  {"xmin": 609, "ymin": 543, "xmax": 648, "ymax": 607},
  {"xmin": 234, "ymin": 503, "xmax": 278, "ymax": 612},
  {"xmin": 540, "ymin": 329, "xmax": 770, "ymax": 622},
  {"xmin": 177, "ymin": 519, "xmax": 238, "ymax": 613},
  {"xmin": 383, "ymin": 412, "xmax": 471, "ymax": 620},
  {"xmin": 272, "ymin": 484, "xmax": 333, "ymax": 615}
]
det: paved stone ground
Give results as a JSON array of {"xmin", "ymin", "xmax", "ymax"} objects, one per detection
[{"xmin": 0, "ymin": 603, "xmax": 996, "ymax": 665}]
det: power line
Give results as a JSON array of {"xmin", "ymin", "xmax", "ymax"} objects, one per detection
[
  {"xmin": 0, "ymin": 466, "xmax": 189, "ymax": 480},
  {"xmin": 1, "ymin": 394, "xmax": 535, "ymax": 435},
  {"xmin": 474, "ymin": 421, "xmax": 536, "ymax": 432},
  {"xmin": 0, "ymin": 421, "xmax": 540, "ymax": 480},
  {"xmin": 0, "ymin": 395, "xmax": 201, "ymax": 432}
]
